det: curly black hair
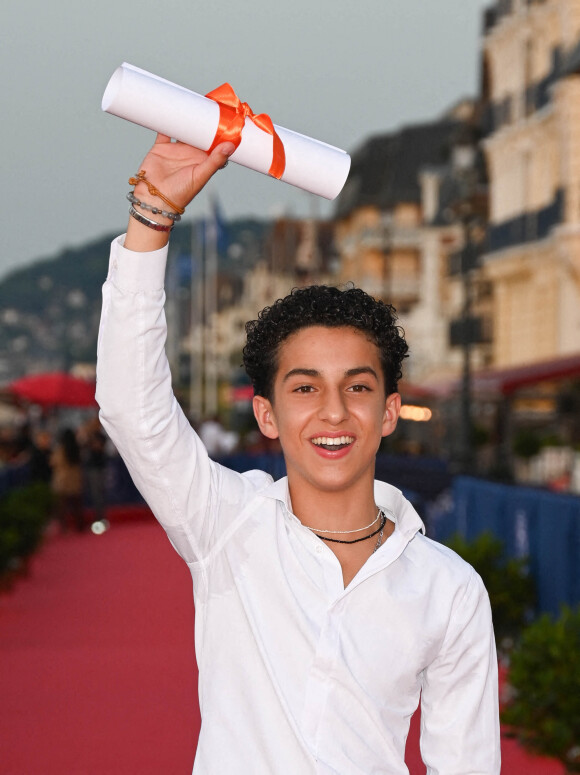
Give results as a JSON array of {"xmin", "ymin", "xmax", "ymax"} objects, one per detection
[{"xmin": 243, "ymin": 285, "xmax": 409, "ymax": 400}]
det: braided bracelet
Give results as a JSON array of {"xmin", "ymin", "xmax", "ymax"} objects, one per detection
[
  {"xmin": 128, "ymin": 171, "xmax": 186, "ymax": 215},
  {"xmin": 126, "ymin": 192, "xmax": 181, "ymax": 222},
  {"xmin": 129, "ymin": 204, "xmax": 174, "ymax": 232}
]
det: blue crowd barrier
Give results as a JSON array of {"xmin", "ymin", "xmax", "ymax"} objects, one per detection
[
  {"xmin": 104, "ymin": 455, "xmax": 144, "ymax": 505},
  {"xmin": 218, "ymin": 452, "xmax": 450, "ymax": 515},
  {"xmin": 428, "ymin": 476, "xmax": 580, "ymax": 616},
  {"xmin": 5, "ymin": 453, "xmax": 578, "ymax": 614},
  {"xmin": 374, "ymin": 453, "xmax": 451, "ymax": 502},
  {"xmin": 218, "ymin": 452, "xmax": 288, "ymax": 482},
  {"xmin": 217, "ymin": 452, "xmax": 442, "ymax": 516}
]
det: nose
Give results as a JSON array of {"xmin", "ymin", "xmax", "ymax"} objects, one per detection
[{"xmin": 318, "ymin": 388, "xmax": 349, "ymax": 425}]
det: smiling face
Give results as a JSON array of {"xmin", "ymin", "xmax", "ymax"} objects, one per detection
[{"xmin": 253, "ymin": 326, "xmax": 401, "ymax": 504}]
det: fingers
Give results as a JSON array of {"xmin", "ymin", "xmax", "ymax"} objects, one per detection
[
  {"xmin": 154, "ymin": 133, "xmax": 172, "ymax": 145},
  {"xmin": 193, "ymin": 142, "xmax": 236, "ymax": 191},
  {"xmin": 214, "ymin": 141, "xmax": 236, "ymax": 161}
]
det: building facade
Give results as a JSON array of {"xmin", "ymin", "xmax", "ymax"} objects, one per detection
[
  {"xmin": 333, "ymin": 105, "xmax": 490, "ymax": 388},
  {"xmin": 482, "ymin": 0, "xmax": 580, "ymax": 367}
]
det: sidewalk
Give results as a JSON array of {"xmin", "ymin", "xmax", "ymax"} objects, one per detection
[{"xmin": 0, "ymin": 514, "xmax": 565, "ymax": 774}]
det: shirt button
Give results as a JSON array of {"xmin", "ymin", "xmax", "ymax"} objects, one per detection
[{"xmin": 315, "ymin": 544, "xmax": 323, "ymax": 554}]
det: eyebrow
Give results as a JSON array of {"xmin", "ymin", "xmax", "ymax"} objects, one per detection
[
  {"xmin": 345, "ymin": 367, "xmax": 379, "ymax": 380},
  {"xmin": 282, "ymin": 366, "xmax": 379, "ymax": 382},
  {"xmin": 282, "ymin": 368, "xmax": 319, "ymax": 382}
]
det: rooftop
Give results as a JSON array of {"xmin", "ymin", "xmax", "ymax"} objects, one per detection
[{"xmin": 334, "ymin": 118, "xmax": 465, "ymax": 219}]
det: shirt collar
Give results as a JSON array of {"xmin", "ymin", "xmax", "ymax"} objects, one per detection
[
  {"xmin": 261, "ymin": 476, "xmax": 292, "ymax": 510},
  {"xmin": 260, "ymin": 476, "xmax": 425, "ymax": 537}
]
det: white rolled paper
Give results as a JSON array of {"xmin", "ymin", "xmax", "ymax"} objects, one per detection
[{"xmin": 102, "ymin": 63, "xmax": 351, "ymax": 200}]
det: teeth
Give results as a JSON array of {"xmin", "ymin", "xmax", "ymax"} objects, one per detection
[{"xmin": 312, "ymin": 436, "xmax": 354, "ymax": 446}]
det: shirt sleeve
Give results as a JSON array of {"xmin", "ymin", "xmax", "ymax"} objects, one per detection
[
  {"xmin": 419, "ymin": 568, "xmax": 501, "ymax": 774},
  {"xmin": 96, "ymin": 235, "xmax": 261, "ymax": 565}
]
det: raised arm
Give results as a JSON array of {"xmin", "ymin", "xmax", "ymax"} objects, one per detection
[{"xmin": 96, "ymin": 137, "xmax": 238, "ymax": 563}]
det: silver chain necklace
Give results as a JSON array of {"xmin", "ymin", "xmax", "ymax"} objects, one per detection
[
  {"xmin": 313, "ymin": 512, "xmax": 387, "ymax": 546},
  {"xmin": 303, "ymin": 507, "xmax": 381, "ymax": 535},
  {"xmin": 373, "ymin": 520, "xmax": 385, "ymax": 553}
]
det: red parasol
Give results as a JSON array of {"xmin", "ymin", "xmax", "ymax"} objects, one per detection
[{"xmin": 8, "ymin": 372, "xmax": 97, "ymax": 408}]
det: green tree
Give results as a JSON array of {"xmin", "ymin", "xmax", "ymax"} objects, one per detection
[
  {"xmin": 502, "ymin": 606, "xmax": 580, "ymax": 773},
  {"xmin": 0, "ymin": 482, "xmax": 53, "ymax": 586},
  {"xmin": 445, "ymin": 532, "xmax": 536, "ymax": 649}
]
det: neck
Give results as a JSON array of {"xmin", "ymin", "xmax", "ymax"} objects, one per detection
[{"xmin": 288, "ymin": 474, "xmax": 378, "ymax": 534}]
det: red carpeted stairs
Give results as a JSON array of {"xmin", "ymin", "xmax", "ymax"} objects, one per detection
[{"xmin": 0, "ymin": 511, "xmax": 565, "ymax": 774}]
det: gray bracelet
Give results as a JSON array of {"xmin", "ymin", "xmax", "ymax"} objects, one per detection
[
  {"xmin": 129, "ymin": 204, "xmax": 174, "ymax": 232},
  {"xmin": 126, "ymin": 191, "xmax": 182, "ymax": 222}
]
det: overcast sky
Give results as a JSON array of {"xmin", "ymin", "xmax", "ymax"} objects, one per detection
[{"xmin": 1, "ymin": 0, "xmax": 490, "ymax": 280}]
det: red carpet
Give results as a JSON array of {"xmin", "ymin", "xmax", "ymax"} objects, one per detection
[{"xmin": 0, "ymin": 515, "xmax": 565, "ymax": 774}]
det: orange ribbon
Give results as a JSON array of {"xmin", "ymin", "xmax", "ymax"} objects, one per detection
[{"xmin": 205, "ymin": 83, "xmax": 286, "ymax": 180}]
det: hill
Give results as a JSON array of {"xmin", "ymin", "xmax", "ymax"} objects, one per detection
[{"xmin": 0, "ymin": 218, "xmax": 270, "ymax": 384}]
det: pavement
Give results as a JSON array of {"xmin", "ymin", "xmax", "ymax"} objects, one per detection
[{"xmin": 0, "ymin": 509, "xmax": 565, "ymax": 774}]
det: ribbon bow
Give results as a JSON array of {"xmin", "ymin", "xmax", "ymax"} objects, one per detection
[{"xmin": 205, "ymin": 83, "xmax": 286, "ymax": 180}]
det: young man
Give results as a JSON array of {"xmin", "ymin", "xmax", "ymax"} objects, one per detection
[{"xmin": 97, "ymin": 135, "xmax": 500, "ymax": 774}]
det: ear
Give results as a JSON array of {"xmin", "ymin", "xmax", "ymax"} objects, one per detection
[
  {"xmin": 252, "ymin": 395, "xmax": 280, "ymax": 440},
  {"xmin": 381, "ymin": 392, "xmax": 401, "ymax": 438}
]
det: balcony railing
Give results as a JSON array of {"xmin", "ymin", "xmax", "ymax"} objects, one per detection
[
  {"xmin": 485, "ymin": 51, "xmax": 560, "ymax": 135},
  {"xmin": 484, "ymin": 0, "xmax": 514, "ymax": 33},
  {"xmin": 483, "ymin": 9, "xmax": 497, "ymax": 34},
  {"xmin": 487, "ymin": 189, "xmax": 564, "ymax": 254},
  {"xmin": 525, "ymin": 49, "xmax": 561, "ymax": 116},
  {"xmin": 497, "ymin": 0, "xmax": 514, "ymax": 19},
  {"xmin": 525, "ymin": 75, "xmax": 554, "ymax": 115},
  {"xmin": 485, "ymin": 0, "xmax": 549, "ymax": 33},
  {"xmin": 485, "ymin": 95, "xmax": 514, "ymax": 134},
  {"xmin": 480, "ymin": 98, "xmax": 510, "ymax": 137}
]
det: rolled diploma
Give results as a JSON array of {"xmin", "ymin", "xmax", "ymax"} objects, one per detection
[{"xmin": 102, "ymin": 63, "xmax": 351, "ymax": 200}]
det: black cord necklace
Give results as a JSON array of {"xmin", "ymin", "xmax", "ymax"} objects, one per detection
[{"xmin": 314, "ymin": 512, "xmax": 387, "ymax": 545}]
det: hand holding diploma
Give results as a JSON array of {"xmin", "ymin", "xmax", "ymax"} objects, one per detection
[
  {"xmin": 124, "ymin": 135, "xmax": 234, "ymax": 252},
  {"xmin": 103, "ymin": 63, "xmax": 351, "ymax": 200},
  {"xmin": 110, "ymin": 63, "xmax": 352, "ymax": 251}
]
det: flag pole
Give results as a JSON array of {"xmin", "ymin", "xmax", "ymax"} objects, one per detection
[
  {"xmin": 165, "ymin": 247, "xmax": 179, "ymax": 377},
  {"xmin": 204, "ymin": 194, "xmax": 219, "ymax": 417},
  {"xmin": 190, "ymin": 217, "xmax": 204, "ymax": 421}
]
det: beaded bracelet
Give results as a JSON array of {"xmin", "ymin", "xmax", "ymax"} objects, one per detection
[
  {"xmin": 126, "ymin": 192, "xmax": 181, "ymax": 222},
  {"xmin": 128, "ymin": 171, "xmax": 186, "ymax": 215},
  {"xmin": 129, "ymin": 204, "xmax": 174, "ymax": 232}
]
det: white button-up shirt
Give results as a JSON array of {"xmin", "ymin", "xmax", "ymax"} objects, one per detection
[{"xmin": 97, "ymin": 236, "xmax": 500, "ymax": 775}]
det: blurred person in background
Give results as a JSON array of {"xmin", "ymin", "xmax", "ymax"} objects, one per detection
[
  {"xmin": 28, "ymin": 429, "xmax": 53, "ymax": 484},
  {"xmin": 51, "ymin": 427, "xmax": 84, "ymax": 532},
  {"xmin": 198, "ymin": 415, "xmax": 239, "ymax": 458},
  {"xmin": 80, "ymin": 416, "xmax": 110, "ymax": 533}
]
